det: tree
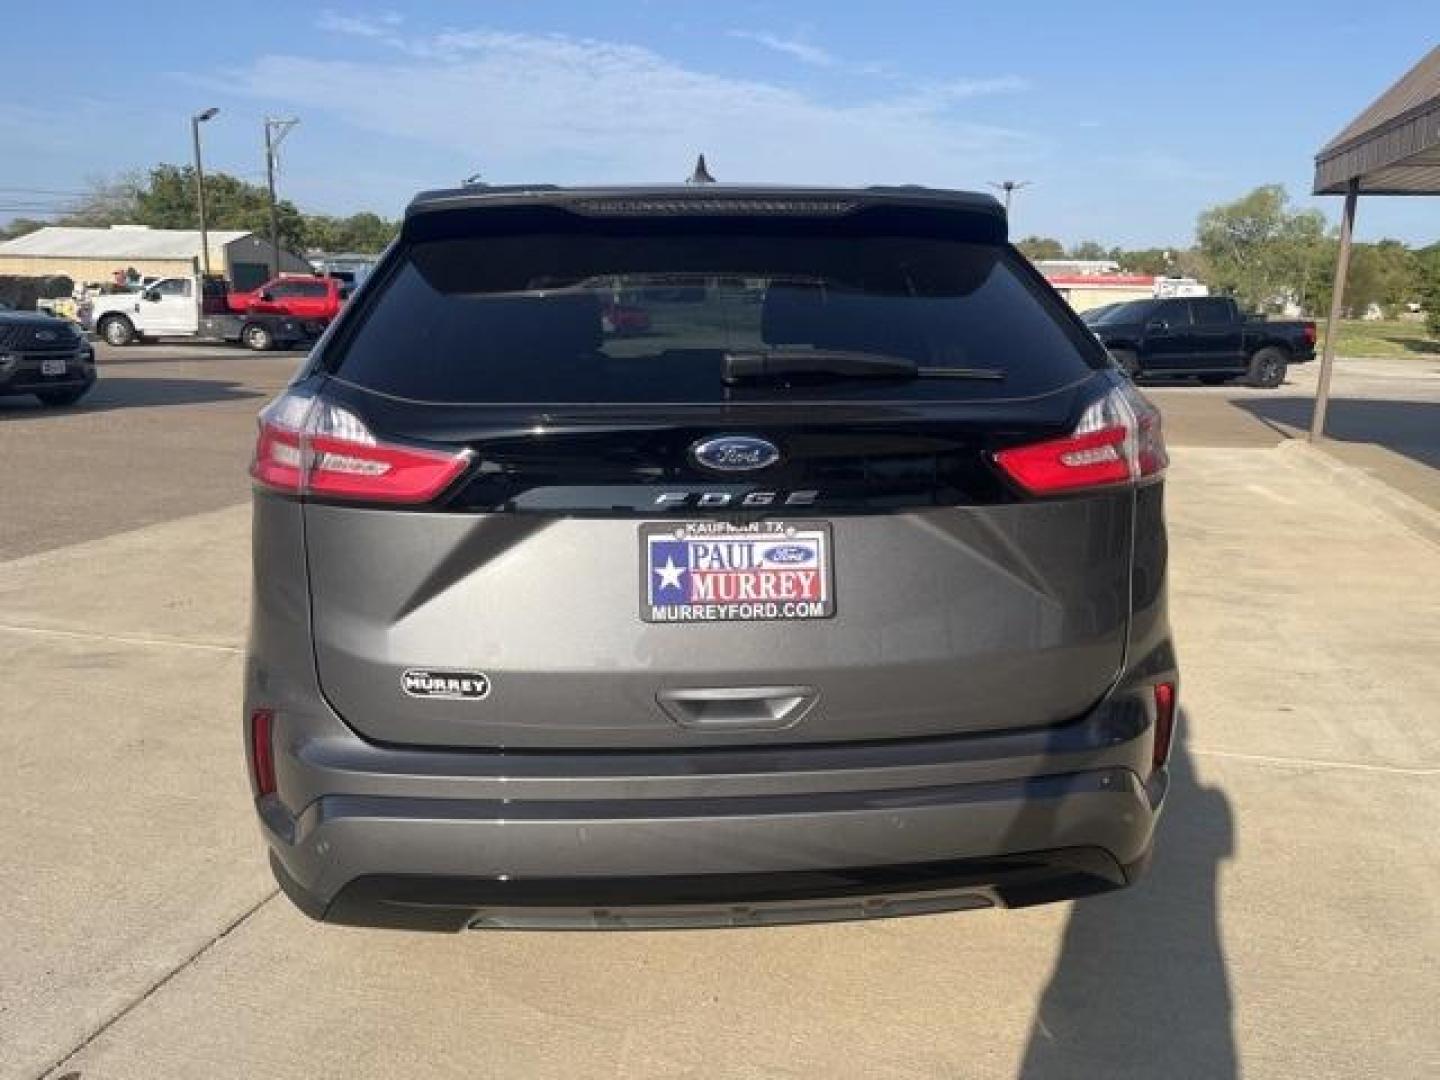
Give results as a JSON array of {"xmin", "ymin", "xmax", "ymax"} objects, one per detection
[
  {"xmin": 60, "ymin": 172, "xmax": 144, "ymax": 227},
  {"xmin": 304, "ymin": 211, "xmax": 398, "ymax": 253},
  {"xmin": 1113, "ymin": 248, "xmax": 1173, "ymax": 275},
  {"xmin": 1196, "ymin": 184, "xmax": 1329, "ymax": 313},
  {"xmin": 1068, "ymin": 240, "xmax": 1110, "ymax": 260},
  {"xmin": 0, "ymin": 217, "xmax": 47, "ymax": 240},
  {"xmin": 134, "ymin": 164, "xmax": 308, "ymax": 252},
  {"xmin": 1416, "ymin": 244, "xmax": 1440, "ymax": 337},
  {"xmin": 1015, "ymin": 236, "xmax": 1065, "ymax": 261},
  {"xmin": 45, "ymin": 165, "xmax": 398, "ymax": 255}
]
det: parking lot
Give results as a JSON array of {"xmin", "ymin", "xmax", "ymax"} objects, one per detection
[{"xmin": 2, "ymin": 346, "xmax": 1438, "ymax": 1079}]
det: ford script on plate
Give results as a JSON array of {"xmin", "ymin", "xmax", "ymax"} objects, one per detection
[{"xmin": 640, "ymin": 520, "xmax": 834, "ymax": 623}]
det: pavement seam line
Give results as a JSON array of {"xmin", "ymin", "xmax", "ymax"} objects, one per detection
[
  {"xmin": 0, "ymin": 624, "xmax": 241, "ymax": 654},
  {"xmin": 1192, "ymin": 748, "xmax": 1439, "ymax": 776},
  {"xmin": 34, "ymin": 888, "xmax": 281, "ymax": 1080}
]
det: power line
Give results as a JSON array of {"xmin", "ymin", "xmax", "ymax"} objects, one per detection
[
  {"xmin": 0, "ymin": 204, "xmax": 88, "ymax": 213},
  {"xmin": 0, "ymin": 186, "xmax": 91, "ymax": 197}
]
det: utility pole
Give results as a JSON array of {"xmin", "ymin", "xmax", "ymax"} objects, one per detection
[
  {"xmin": 191, "ymin": 108, "xmax": 219, "ymax": 278},
  {"xmin": 263, "ymin": 117, "xmax": 299, "ymax": 275},
  {"xmin": 988, "ymin": 179, "xmax": 1031, "ymax": 215}
]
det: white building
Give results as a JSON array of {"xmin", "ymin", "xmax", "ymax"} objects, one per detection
[{"xmin": 0, "ymin": 225, "xmax": 312, "ymax": 291}]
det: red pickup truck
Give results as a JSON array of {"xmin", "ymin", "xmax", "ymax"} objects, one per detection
[{"xmin": 226, "ymin": 275, "xmax": 349, "ymax": 322}]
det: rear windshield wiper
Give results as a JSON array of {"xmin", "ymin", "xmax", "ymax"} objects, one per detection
[{"xmin": 722, "ymin": 350, "xmax": 1004, "ymax": 385}]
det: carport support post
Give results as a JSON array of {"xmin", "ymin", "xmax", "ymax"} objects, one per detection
[
  {"xmin": 1310, "ymin": 179, "xmax": 1359, "ymax": 441},
  {"xmin": 265, "ymin": 122, "xmax": 280, "ymax": 278}
]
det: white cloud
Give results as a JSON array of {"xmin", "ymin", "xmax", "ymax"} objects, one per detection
[
  {"xmin": 926, "ymin": 75, "xmax": 1030, "ymax": 99},
  {"xmin": 205, "ymin": 24, "xmax": 1038, "ymax": 190},
  {"xmin": 727, "ymin": 30, "xmax": 836, "ymax": 68},
  {"xmin": 315, "ymin": 10, "xmax": 409, "ymax": 50}
]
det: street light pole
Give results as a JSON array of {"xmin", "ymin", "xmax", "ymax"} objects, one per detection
[
  {"xmin": 191, "ymin": 107, "xmax": 219, "ymax": 278},
  {"xmin": 988, "ymin": 179, "xmax": 1032, "ymax": 216},
  {"xmin": 263, "ymin": 117, "xmax": 299, "ymax": 276}
]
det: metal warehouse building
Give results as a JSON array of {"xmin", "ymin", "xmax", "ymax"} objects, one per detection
[{"xmin": 0, "ymin": 225, "xmax": 311, "ymax": 290}]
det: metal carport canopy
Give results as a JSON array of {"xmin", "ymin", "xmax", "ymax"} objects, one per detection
[{"xmin": 1309, "ymin": 44, "xmax": 1440, "ymax": 439}]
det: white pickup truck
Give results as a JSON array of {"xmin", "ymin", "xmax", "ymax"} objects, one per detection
[{"xmin": 83, "ymin": 276, "xmax": 324, "ymax": 351}]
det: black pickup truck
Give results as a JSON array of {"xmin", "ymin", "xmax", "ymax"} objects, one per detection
[{"xmin": 1085, "ymin": 296, "xmax": 1316, "ymax": 387}]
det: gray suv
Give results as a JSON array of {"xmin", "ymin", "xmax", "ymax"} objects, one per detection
[{"xmin": 246, "ymin": 184, "xmax": 1177, "ymax": 930}]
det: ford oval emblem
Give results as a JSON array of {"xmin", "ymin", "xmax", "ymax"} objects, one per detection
[
  {"xmin": 36, "ymin": 330, "xmax": 57, "ymax": 341},
  {"xmin": 763, "ymin": 545, "xmax": 815, "ymax": 565},
  {"xmin": 691, "ymin": 435, "xmax": 781, "ymax": 473}
]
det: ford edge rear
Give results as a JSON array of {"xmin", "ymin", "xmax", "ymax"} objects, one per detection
[{"xmin": 244, "ymin": 184, "xmax": 1177, "ymax": 930}]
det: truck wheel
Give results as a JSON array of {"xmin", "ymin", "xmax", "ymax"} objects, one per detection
[
  {"xmin": 242, "ymin": 323, "xmax": 274, "ymax": 351},
  {"xmin": 1110, "ymin": 349, "xmax": 1140, "ymax": 380},
  {"xmin": 1246, "ymin": 347, "xmax": 1288, "ymax": 388},
  {"xmin": 99, "ymin": 315, "xmax": 134, "ymax": 347}
]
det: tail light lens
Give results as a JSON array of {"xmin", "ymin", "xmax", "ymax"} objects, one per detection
[
  {"xmin": 1302, "ymin": 323, "xmax": 1317, "ymax": 347},
  {"xmin": 1152, "ymin": 682, "xmax": 1177, "ymax": 771},
  {"xmin": 250, "ymin": 708, "xmax": 277, "ymax": 798},
  {"xmin": 993, "ymin": 382, "xmax": 1167, "ymax": 496},
  {"xmin": 250, "ymin": 390, "xmax": 470, "ymax": 504}
]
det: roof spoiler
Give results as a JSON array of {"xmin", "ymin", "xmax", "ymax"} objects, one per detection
[{"xmin": 402, "ymin": 185, "xmax": 1008, "ymax": 244}]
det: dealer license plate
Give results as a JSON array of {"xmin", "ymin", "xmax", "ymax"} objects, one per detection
[{"xmin": 640, "ymin": 521, "xmax": 834, "ymax": 623}]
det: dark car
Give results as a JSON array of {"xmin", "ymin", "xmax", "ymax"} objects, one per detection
[
  {"xmin": 245, "ymin": 184, "xmax": 1177, "ymax": 930},
  {"xmin": 0, "ymin": 310, "xmax": 96, "ymax": 407},
  {"xmin": 1091, "ymin": 296, "xmax": 1316, "ymax": 387}
]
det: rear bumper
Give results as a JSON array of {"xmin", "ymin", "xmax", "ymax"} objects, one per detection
[
  {"xmin": 256, "ymin": 692, "xmax": 1171, "ymax": 930},
  {"xmin": 277, "ymin": 844, "xmax": 1154, "ymax": 931}
]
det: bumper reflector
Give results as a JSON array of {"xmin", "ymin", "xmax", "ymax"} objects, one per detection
[
  {"xmin": 1153, "ymin": 683, "xmax": 1177, "ymax": 770},
  {"xmin": 250, "ymin": 708, "xmax": 277, "ymax": 797}
]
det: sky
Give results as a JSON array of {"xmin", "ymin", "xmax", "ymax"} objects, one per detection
[{"xmin": 2, "ymin": 1, "xmax": 1436, "ymax": 249}]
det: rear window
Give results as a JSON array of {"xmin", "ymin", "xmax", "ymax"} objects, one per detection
[
  {"xmin": 1089, "ymin": 301, "xmax": 1153, "ymax": 325},
  {"xmin": 330, "ymin": 220, "xmax": 1103, "ymax": 404}
]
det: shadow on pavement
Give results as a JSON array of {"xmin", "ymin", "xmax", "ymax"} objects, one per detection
[
  {"xmin": 1231, "ymin": 396, "xmax": 1440, "ymax": 471},
  {"xmin": 1018, "ymin": 718, "xmax": 1237, "ymax": 1079},
  {"xmin": 0, "ymin": 377, "xmax": 265, "ymax": 417}
]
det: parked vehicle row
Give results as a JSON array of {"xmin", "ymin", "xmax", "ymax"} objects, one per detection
[
  {"xmin": 1085, "ymin": 296, "xmax": 1316, "ymax": 387},
  {"xmin": 83, "ymin": 273, "xmax": 347, "ymax": 351}
]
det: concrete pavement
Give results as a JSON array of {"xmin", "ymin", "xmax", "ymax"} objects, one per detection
[
  {"xmin": 2, "ymin": 347, "xmax": 1438, "ymax": 1078},
  {"xmin": 0, "ymin": 347, "xmax": 301, "ymax": 559},
  {"xmin": 1146, "ymin": 355, "xmax": 1440, "ymax": 511}
]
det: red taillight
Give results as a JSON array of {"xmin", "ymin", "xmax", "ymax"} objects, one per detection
[
  {"xmin": 250, "ymin": 708, "xmax": 277, "ymax": 797},
  {"xmin": 1152, "ymin": 682, "xmax": 1177, "ymax": 770},
  {"xmin": 250, "ymin": 392, "xmax": 469, "ymax": 504},
  {"xmin": 993, "ymin": 383, "xmax": 1167, "ymax": 496},
  {"xmin": 993, "ymin": 423, "xmax": 1131, "ymax": 494},
  {"xmin": 305, "ymin": 433, "xmax": 470, "ymax": 503},
  {"xmin": 251, "ymin": 423, "xmax": 303, "ymax": 492},
  {"xmin": 1302, "ymin": 323, "xmax": 1317, "ymax": 346}
]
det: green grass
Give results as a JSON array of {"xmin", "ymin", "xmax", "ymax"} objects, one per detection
[{"xmin": 1317, "ymin": 318, "xmax": 1440, "ymax": 360}]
